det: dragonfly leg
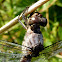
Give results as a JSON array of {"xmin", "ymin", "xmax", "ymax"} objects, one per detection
[
  {"xmin": 22, "ymin": 7, "xmax": 29, "ymax": 26},
  {"xmin": 18, "ymin": 7, "xmax": 29, "ymax": 30},
  {"xmin": 18, "ymin": 15, "xmax": 27, "ymax": 30}
]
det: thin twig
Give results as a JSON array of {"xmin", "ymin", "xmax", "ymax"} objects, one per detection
[{"xmin": 0, "ymin": 0, "xmax": 49, "ymax": 34}]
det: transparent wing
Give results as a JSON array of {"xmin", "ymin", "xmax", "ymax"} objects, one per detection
[
  {"xmin": 0, "ymin": 52, "xmax": 21, "ymax": 62},
  {"xmin": 0, "ymin": 40, "xmax": 62, "ymax": 62},
  {"xmin": 40, "ymin": 41, "xmax": 62, "ymax": 58},
  {"xmin": 32, "ymin": 41, "xmax": 62, "ymax": 62},
  {"xmin": 0, "ymin": 40, "xmax": 23, "ymax": 54},
  {"xmin": 0, "ymin": 40, "xmax": 27, "ymax": 62}
]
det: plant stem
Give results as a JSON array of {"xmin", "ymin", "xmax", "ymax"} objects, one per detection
[{"xmin": 0, "ymin": 0, "xmax": 49, "ymax": 34}]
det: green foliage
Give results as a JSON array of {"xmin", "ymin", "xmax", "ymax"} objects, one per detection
[
  {"xmin": 0, "ymin": 0, "xmax": 62, "ymax": 62},
  {"xmin": 56, "ymin": 0, "xmax": 62, "ymax": 7},
  {"xmin": 58, "ymin": 27, "xmax": 62, "ymax": 40}
]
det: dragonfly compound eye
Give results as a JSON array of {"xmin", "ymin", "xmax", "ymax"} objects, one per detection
[{"xmin": 40, "ymin": 17, "xmax": 47, "ymax": 27}]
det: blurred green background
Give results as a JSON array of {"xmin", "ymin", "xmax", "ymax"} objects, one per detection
[{"xmin": 0, "ymin": 0, "xmax": 62, "ymax": 62}]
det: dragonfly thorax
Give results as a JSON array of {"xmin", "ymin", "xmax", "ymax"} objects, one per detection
[
  {"xmin": 22, "ymin": 26, "xmax": 44, "ymax": 55},
  {"xmin": 28, "ymin": 24, "xmax": 41, "ymax": 34}
]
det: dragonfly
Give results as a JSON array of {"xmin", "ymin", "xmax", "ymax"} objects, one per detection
[{"xmin": 0, "ymin": 11, "xmax": 62, "ymax": 62}]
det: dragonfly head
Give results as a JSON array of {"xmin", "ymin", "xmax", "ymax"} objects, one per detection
[{"xmin": 27, "ymin": 12, "xmax": 47, "ymax": 27}]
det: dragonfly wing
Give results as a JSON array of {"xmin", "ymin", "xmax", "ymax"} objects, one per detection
[
  {"xmin": 0, "ymin": 40, "xmax": 26, "ymax": 62},
  {"xmin": 0, "ymin": 40, "xmax": 23, "ymax": 54},
  {"xmin": 0, "ymin": 52, "xmax": 22, "ymax": 62},
  {"xmin": 32, "ymin": 41, "xmax": 62, "ymax": 62},
  {"xmin": 40, "ymin": 41, "xmax": 62, "ymax": 59},
  {"xmin": 0, "ymin": 40, "xmax": 62, "ymax": 62}
]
